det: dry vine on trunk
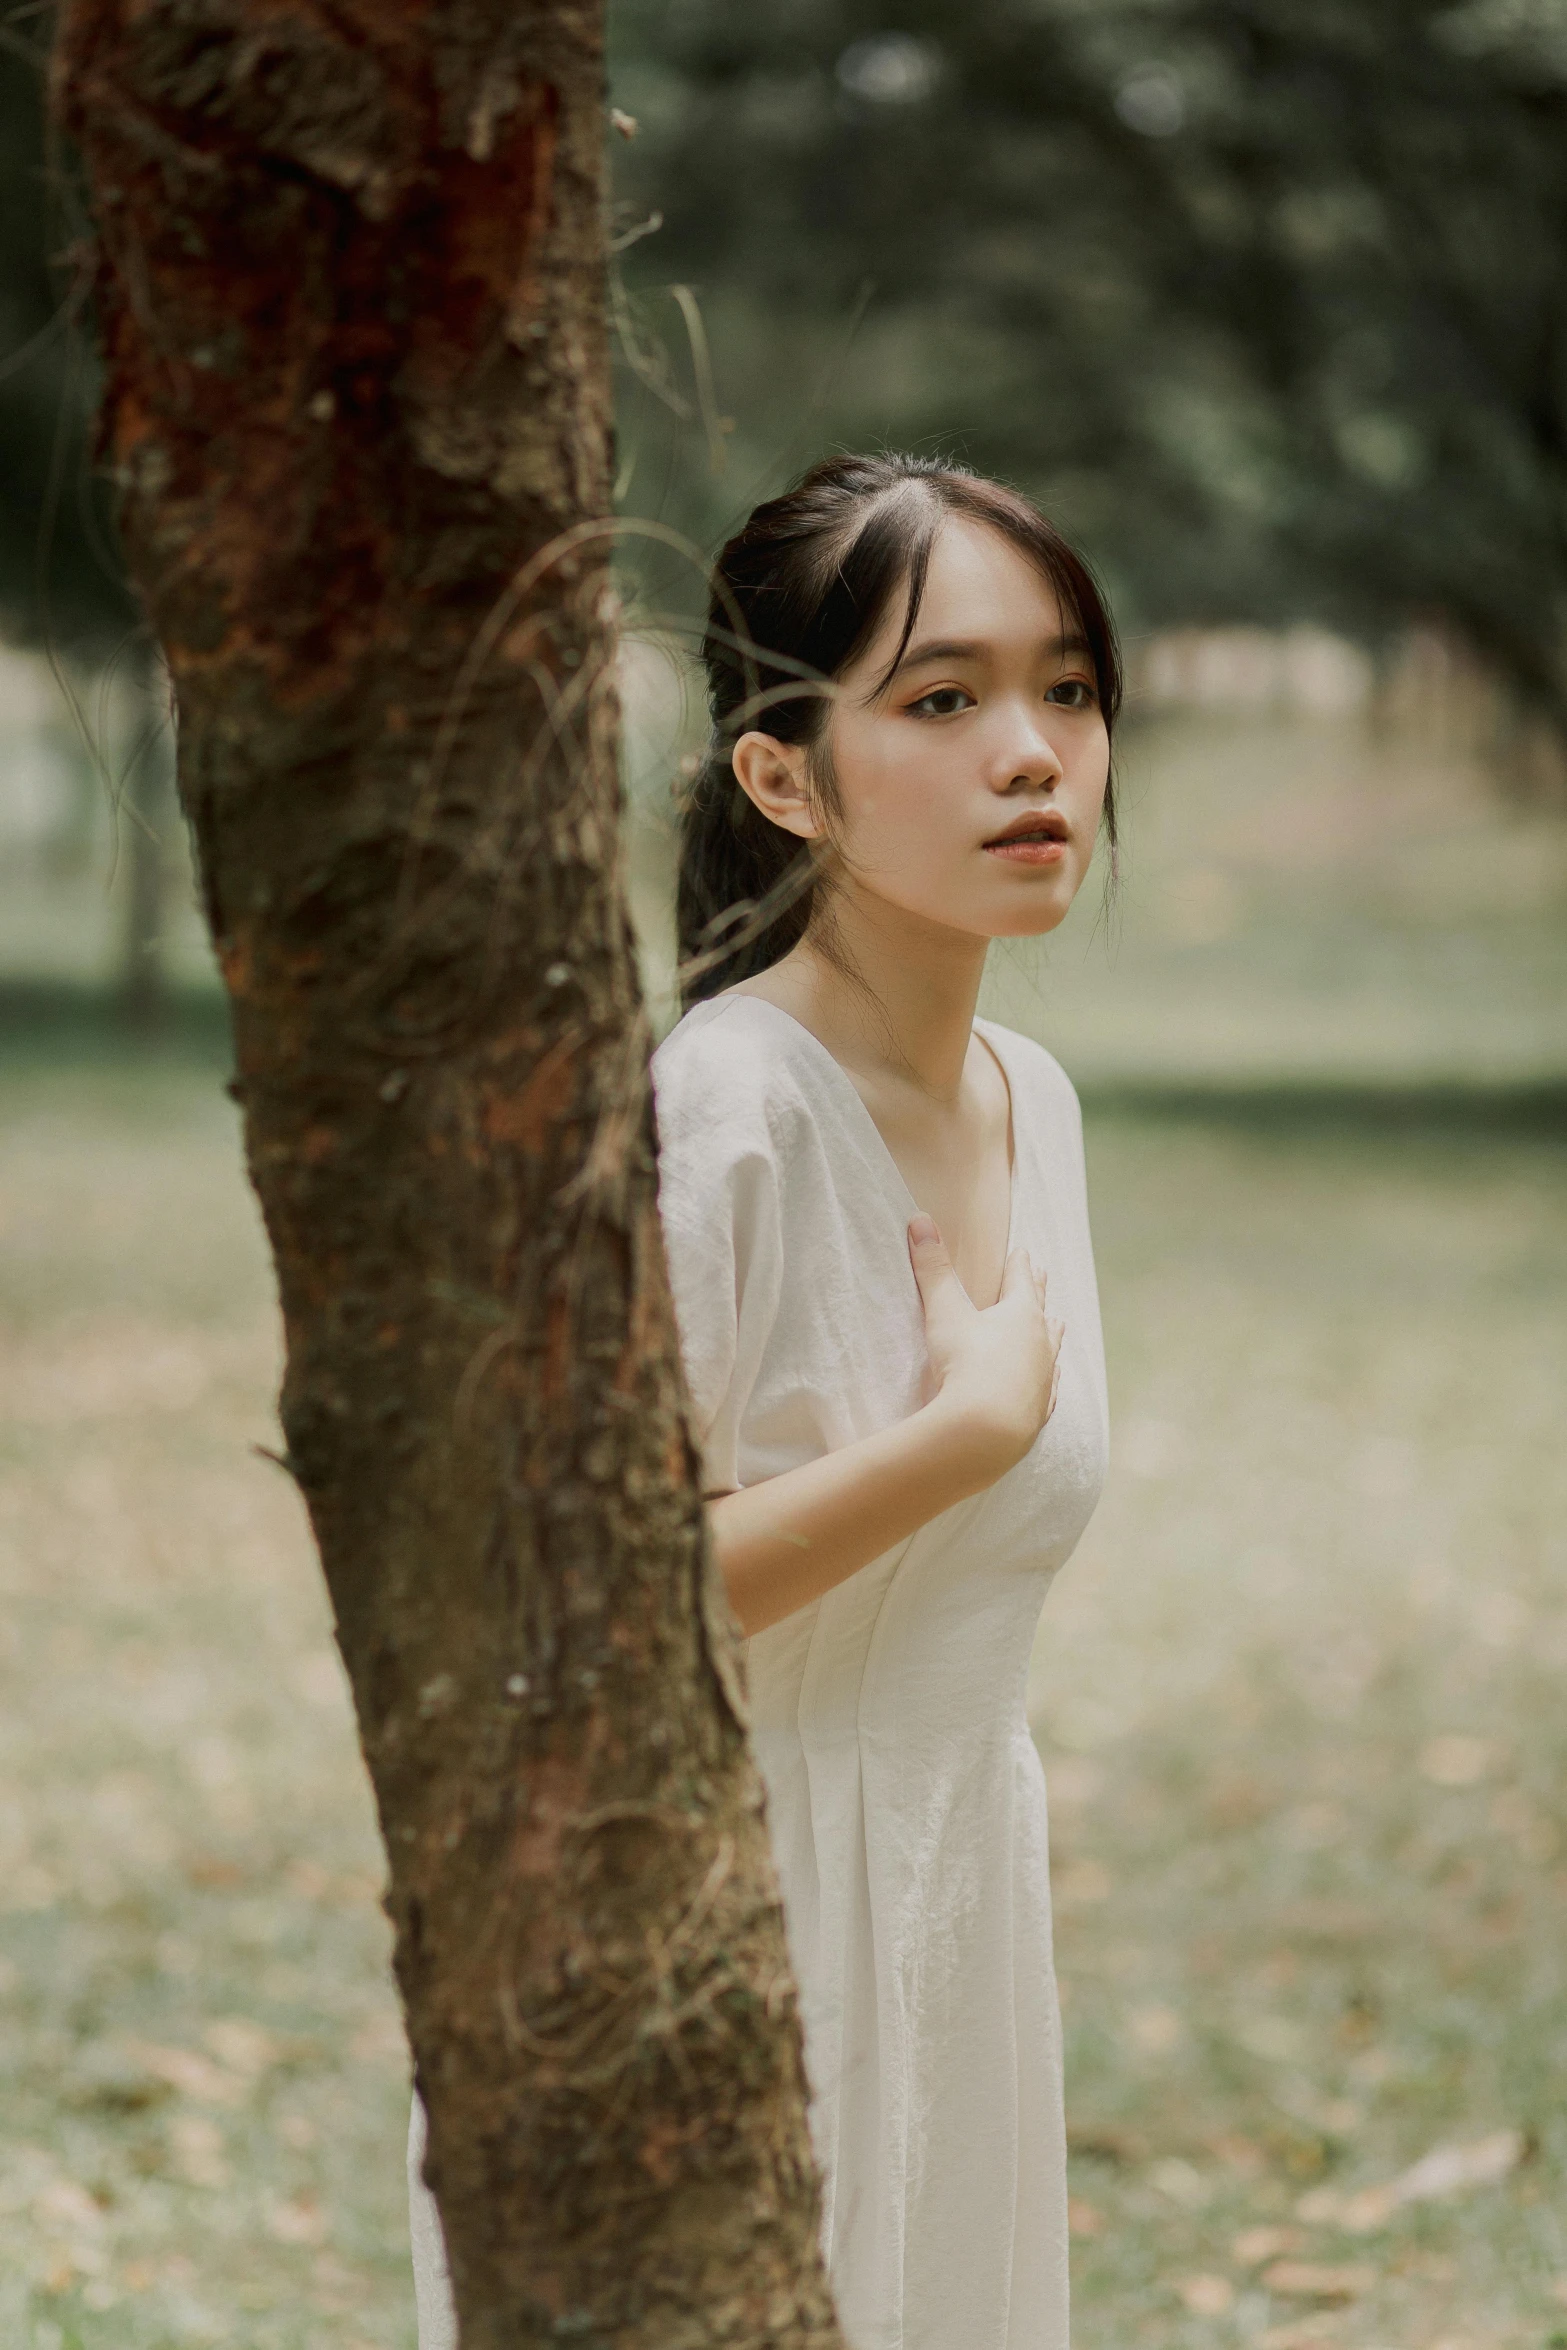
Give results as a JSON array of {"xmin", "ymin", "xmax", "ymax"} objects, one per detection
[{"xmin": 54, "ymin": 0, "xmax": 842, "ymax": 2340}]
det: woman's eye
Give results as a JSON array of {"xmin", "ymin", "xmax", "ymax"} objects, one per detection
[
  {"xmin": 1046, "ymin": 677, "xmax": 1097, "ymax": 710},
  {"xmin": 907, "ymin": 686, "xmax": 974, "ymax": 719}
]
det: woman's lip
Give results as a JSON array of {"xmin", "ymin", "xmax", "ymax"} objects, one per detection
[{"xmin": 983, "ymin": 838, "xmax": 1068, "ymax": 864}]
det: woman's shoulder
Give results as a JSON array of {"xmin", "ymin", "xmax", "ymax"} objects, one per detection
[{"xmin": 652, "ymin": 994, "xmax": 830, "ymax": 1163}]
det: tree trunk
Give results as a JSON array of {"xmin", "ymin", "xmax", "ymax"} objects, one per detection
[{"xmin": 54, "ymin": 4, "xmax": 842, "ymax": 2343}]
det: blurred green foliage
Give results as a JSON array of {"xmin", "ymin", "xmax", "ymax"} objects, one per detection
[
  {"xmin": 0, "ymin": 2, "xmax": 134, "ymax": 659},
  {"xmin": 4, "ymin": 1, "xmax": 1567, "ymax": 723},
  {"xmin": 609, "ymin": 0, "xmax": 1567, "ymax": 723}
]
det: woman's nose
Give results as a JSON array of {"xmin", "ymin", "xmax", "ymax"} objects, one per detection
[{"xmin": 992, "ymin": 717, "xmax": 1063, "ymax": 791}]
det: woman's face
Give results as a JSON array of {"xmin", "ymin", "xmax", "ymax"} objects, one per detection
[{"xmin": 736, "ymin": 516, "xmax": 1111, "ymax": 943}]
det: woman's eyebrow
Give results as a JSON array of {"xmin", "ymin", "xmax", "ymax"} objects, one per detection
[{"xmin": 895, "ymin": 630, "xmax": 1091, "ymax": 673}]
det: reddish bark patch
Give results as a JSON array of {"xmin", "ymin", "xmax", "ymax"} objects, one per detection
[
  {"xmin": 299, "ymin": 1124, "xmax": 340, "ymax": 1165},
  {"xmin": 638, "ymin": 2113, "xmax": 711, "ymax": 2190},
  {"xmin": 507, "ymin": 1751, "xmax": 590, "ymax": 1882},
  {"xmin": 59, "ymin": 0, "xmax": 560, "ymax": 711},
  {"xmin": 483, "ymin": 1045, "xmax": 576, "ymax": 1155}
]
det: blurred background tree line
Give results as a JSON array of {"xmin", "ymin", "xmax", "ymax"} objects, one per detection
[
  {"xmin": 9, "ymin": 0, "xmax": 1567, "ymax": 1025},
  {"xmin": 8, "ymin": 1, "xmax": 1567, "ymax": 767},
  {"xmin": 2, "ymin": 0, "xmax": 1566, "ymax": 1061},
  {"xmin": 605, "ymin": 0, "xmax": 1567, "ymax": 742}
]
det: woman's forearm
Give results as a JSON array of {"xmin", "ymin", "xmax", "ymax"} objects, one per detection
[{"xmin": 708, "ymin": 1399, "xmax": 1010, "ymax": 1637}]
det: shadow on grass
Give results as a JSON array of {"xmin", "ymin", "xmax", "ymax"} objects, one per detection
[
  {"xmin": 1080, "ymin": 1076, "xmax": 1567, "ymax": 1140},
  {"xmin": 0, "ymin": 979, "xmax": 234, "ymax": 1071},
  {"xmin": 3, "ymin": 979, "xmax": 1563, "ymax": 1140}
]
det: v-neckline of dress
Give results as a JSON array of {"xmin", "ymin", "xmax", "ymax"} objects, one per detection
[{"xmin": 708, "ymin": 993, "xmax": 1021, "ymax": 1268}]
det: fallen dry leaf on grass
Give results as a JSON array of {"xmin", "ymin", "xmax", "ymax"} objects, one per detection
[
  {"xmin": 1056, "ymin": 1857, "xmax": 1113, "ymax": 1904},
  {"xmin": 1206, "ymin": 2129, "xmax": 1267, "ymax": 2174},
  {"xmin": 1299, "ymin": 2127, "xmax": 1527, "ymax": 2232},
  {"xmin": 168, "ymin": 2113, "xmax": 229, "ymax": 2189},
  {"xmin": 1175, "ymin": 2273, "xmax": 1235, "ymax": 2316},
  {"xmin": 1066, "ymin": 2196, "xmax": 1105, "ymax": 2238},
  {"xmin": 32, "ymin": 2176, "xmax": 103, "ymax": 2232},
  {"xmin": 1234, "ymin": 2225, "xmax": 1306, "ymax": 2265},
  {"xmin": 1128, "ymin": 2002, "xmax": 1183, "ymax": 2053},
  {"xmin": 1418, "ymin": 1733, "xmax": 1495, "ymax": 1787},
  {"xmin": 1262, "ymin": 2259, "xmax": 1376, "ymax": 2302},
  {"xmin": 1147, "ymin": 2155, "xmax": 1210, "ymax": 2208},
  {"xmin": 1258, "ymin": 2322, "xmax": 1351, "ymax": 2350},
  {"xmin": 202, "ymin": 2017, "xmax": 280, "ymax": 2077},
  {"xmin": 1295, "ymin": 2185, "xmax": 1345, "ymax": 2223},
  {"xmin": 266, "ymin": 2194, "xmax": 328, "ymax": 2247},
  {"xmin": 126, "ymin": 2041, "xmax": 245, "ymax": 2108},
  {"xmin": 1387, "ymin": 2128, "xmax": 1526, "ymax": 2203}
]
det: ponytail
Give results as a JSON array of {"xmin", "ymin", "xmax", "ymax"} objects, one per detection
[{"xmin": 675, "ymin": 750, "xmax": 818, "ymax": 1003}]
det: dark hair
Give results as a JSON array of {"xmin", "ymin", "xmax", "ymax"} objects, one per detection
[{"xmin": 675, "ymin": 452, "xmax": 1122, "ymax": 1009}]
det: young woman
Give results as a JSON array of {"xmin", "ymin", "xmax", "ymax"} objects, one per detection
[{"xmin": 410, "ymin": 453, "xmax": 1117, "ymax": 2350}]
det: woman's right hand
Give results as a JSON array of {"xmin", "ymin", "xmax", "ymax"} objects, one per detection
[
  {"xmin": 708, "ymin": 1217, "xmax": 1067, "ymax": 1636},
  {"xmin": 907, "ymin": 1213, "xmax": 1064, "ymax": 1480}
]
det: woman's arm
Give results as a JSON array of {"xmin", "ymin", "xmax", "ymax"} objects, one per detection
[
  {"xmin": 710, "ymin": 1214, "xmax": 1064, "ymax": 1637},
  {"xmin": 710, "ymin": 1390, "xmax": 1013, "ymax": 1636}
]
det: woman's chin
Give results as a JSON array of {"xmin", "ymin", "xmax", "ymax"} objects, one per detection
[{"xmin": 985, "ymin": 893, "xmax": 1078, "ymax": 942}]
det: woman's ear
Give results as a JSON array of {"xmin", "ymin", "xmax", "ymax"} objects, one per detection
[{"xmin": 731, "ymin": 732, "xmax": 821, "ymax": 841}]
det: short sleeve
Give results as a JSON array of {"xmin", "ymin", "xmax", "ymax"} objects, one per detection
[{"xmin": 652, "ymin": 1019, "xmax": 786, "ymax": 1494}]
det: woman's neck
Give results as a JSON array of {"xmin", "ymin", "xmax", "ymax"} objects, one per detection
[{"xmin": 737, "ymin": 886, "xmax": 988, "ymax": 1105}]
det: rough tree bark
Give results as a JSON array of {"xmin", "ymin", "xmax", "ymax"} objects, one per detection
[{"xmin": 54, "ymin": 3, "xmax": 843, "ymax": 2343}]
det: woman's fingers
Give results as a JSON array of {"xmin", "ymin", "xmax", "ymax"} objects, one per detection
[
  {"xmin": 911, "ymin": 1221, "xmax": 1067, "ymax": 1456},
  {"xmin": 907, "ymin": 1211, "xmax": 944, "ymax": 1263},
  {"xmin": 908, "ymin": 1215, "xmax": 971, "ymax": 1329},
  {"xmin": 908, "ymin": 1214, "xmax": 959, "ymax": 1292}
]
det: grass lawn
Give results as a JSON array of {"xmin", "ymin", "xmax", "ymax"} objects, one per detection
[
  {"xmin": 1037, "ymin": 1103, "xmax": 1567, "ymax": 2350},
  {"xmin": 0, "ymin": 1047, "xmax": 1563, "ymax": 2350}
]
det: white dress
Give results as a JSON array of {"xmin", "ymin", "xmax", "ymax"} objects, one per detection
[{"xmin": 409, "ymin": 994, "xmax": 1108, "ymax": 2350}]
